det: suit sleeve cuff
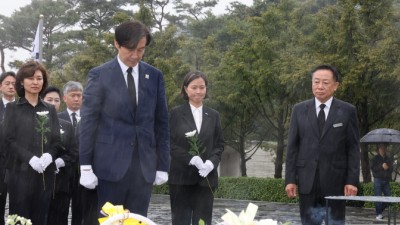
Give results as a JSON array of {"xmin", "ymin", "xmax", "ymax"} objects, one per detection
[{"xmin": 80, "ymin": 165, "xmax": 92, "ymax": 171}]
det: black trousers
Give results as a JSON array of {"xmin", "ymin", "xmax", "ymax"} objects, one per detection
[
  {"xmin": 48, "ymin": 192, "xmax": 70, "ymax": 225},
  {"xmin": 80, "ymin": 188, "xmax": 98, "ymax": 225},
  {"xmin": 299, "ymin": 172, "xmax": 345, "ymax": 225},
  {"xmin": 97, "ymin": 149, "xmax": 152, "ymax": 217},
  {"xmin": 169, "ymin": 184, "xmax": 215, "ymax": 225},
  {"xmin": 71, "ymin": 167, "xmax": 98, "ymax": 225},
  {"xmin": 0, "ymin": 183, "xmax": 6, "ymax": 225},
  {"xmin": 7, "ymin": 169, "xmax": 54, "ymax": 225},
  {"xmin": 71, "ymin": 167, "xmax": 83, "ymax": 225}
]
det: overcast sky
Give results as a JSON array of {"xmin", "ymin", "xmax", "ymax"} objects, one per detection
[
  {"xmin": 0, "ymin": 0, "xmax": 252, "ymax": 17},
  {"xmin": 0, "ymin": 0, "xmax": 253, "ymax": 70}
]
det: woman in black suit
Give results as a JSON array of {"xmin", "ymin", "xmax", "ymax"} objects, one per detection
[
  {"xmin": 169, "ymin": 71, "xmax": 224, "ymax": 225},
  {"xmin": 3, "ymin": 61, "xmax": 61, "ymax": 225}
]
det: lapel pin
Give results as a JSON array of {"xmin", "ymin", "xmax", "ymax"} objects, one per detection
[{"xmin": 145, "ymin": 74, "xmax": 149, "ymax": 79}]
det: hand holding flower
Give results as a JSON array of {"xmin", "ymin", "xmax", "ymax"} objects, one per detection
[
  {"xmin": 189, "ymin": 156, "xmax": 204, "ymax": 170},
  {"xmin": 185, "ymin": 130, "xmax": 214, "ymax": 196},
  {"xmin": 29, "ymin": 156, "xmax": 44, "ymax": 173},
  {"xmin": 35, "ymin": 110, "xmax": 50, "ymax": 189},
  {"xmin": 55, "ymin": 158, "xmax": 65, "ymax": 169},
  {"xmin": 199, "ymin": 160, "xmax": 214, "ymax": 177},
  {"xmin": 55, "ymin": 158, "xmax": 65, "ymax": 173},
  {"xmin": 40, "ymin": 153, "xmax": 53, "ymax": 171}
]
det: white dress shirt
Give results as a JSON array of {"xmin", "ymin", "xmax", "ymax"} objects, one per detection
[
  {"xmin": 315, "ymin": 97, "xmax": 333, "ymax": 120},
  {"xmin": 190, "ymin": 104, "xmax": 203, "ymax": 133}
]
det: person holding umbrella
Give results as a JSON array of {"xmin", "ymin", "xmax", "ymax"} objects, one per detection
[{"xmin": 370, "ymin": 143, "xmax": 393, "ymax": 220}]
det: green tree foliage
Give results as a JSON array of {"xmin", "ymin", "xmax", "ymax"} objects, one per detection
[
  {"xmin": 211, "ymin": 0, "xmax": 315, "ymax": 177},
  {"xmin": 1, "ymin": 0, "xmax": 399, "ymax": 181},
  {"xmin": 132, "ymin": 0, "xmax": 169, "ymax": 31},
  {"xmin": 0, "ymin": 15, "xmax": 15, "ymax": 72},
  {"xmin": 144, "ymin": 24, "xmax": 191, "ymax": 108}
]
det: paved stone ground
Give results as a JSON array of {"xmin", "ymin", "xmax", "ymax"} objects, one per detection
[
  {"xmin": 147, "ymin": 194, "xmax": 390, "ymax": 225},
  {"xmin": 3, "ymin": 194, "xmax": 392, "ymax": 224}
]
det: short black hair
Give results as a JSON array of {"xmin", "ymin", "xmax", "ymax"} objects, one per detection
[
  {"xmin": 311, "ymin": 64, "xmax": 340, "ymax": 82},
  {"xmin": 41, "ymin": 86, "xmax": 61, "ymax": 99},
  {"xmin": 115, "ymin": 21, "xmax": 152, "ymax": 50},
  {"xmin": 0, "ymin": 71, "xmax": 16, "ymax": 84}
]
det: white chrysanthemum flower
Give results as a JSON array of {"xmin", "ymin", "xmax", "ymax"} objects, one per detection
[
  {"xmin": 185, "ymin": 130, "xmax": 197, "ymax": 137},
  {"xmin": 36, "ymin": 111, "xmax": 49, "ymax": 116},
  {"xmin": 76, "ymin": 116, "xmax": 81, "ymax": 123},
  {"xmin": 60, "ymin": 129, "xmax": 64, "ymax": 134},
  {"xmin": 218, "ymin": 203, "xmax": 282, "ymax": 225}
]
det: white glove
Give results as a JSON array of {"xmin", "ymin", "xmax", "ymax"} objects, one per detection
[
  {"xmin": 80, "ymin": 165, "xmax": 98, "ymax": 189},
  {"xmin": 189, "ymin": 156, "xmax": 204, "ymax": 170},
  {"xmin": 153, "ymin": 171, "xmax": 168, "ymax": 185},
  {"xmin": 199, "ymin": 160, "xmax": 214, "ymax": 177},
  {"xmin": 40, "ymin": 153, "xmax": 53, "ymax": 171},
  {"xmin": 29, "ymin": 156, "xmax": 44, "ymax": 173},
  {"xmin": 55, "ymin": 158, "xmax": 65, "ymax": 170}
]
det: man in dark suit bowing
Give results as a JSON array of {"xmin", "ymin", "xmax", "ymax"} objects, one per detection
[
  {"xmin": 79, "ymin": 20, "xmax": 169, "ymax": 217},
  {"xmin": 285, "ymin": 64, "xmax": 360, "ymax": 225}
]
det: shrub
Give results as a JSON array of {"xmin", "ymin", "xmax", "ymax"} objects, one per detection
[{"xmin": 152, "ymin": 177, "xmax": 400, "ymax": 208}]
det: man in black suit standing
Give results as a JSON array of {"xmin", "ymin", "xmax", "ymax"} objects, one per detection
[
  {"xmin": 58, "ymin": 81, "xmax": 83, "ymax": 127},
  {"xmin": 0, "ymin": 71, "xmax": 16, "ymax": 119},
  {"xmin": 0, "ymin": 71, "xmax": 16, "ymax": 225},
  {"xmin": 58, "ymin": 81, "xmax": 97, "ymax": 225},
  {"xmin": 285, "ymin": 64, "xmax": 360, "ymax": 225},
  {"xmin": 42, "ymin": 86, "xmax": 77, "ymax": 225}
]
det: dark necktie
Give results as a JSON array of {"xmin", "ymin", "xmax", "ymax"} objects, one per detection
[
  {"xmin": 71, "ymin": 112, "xmax": 77, "ymax": 128},
  {"xmin": 127, "ymin": 67, "xmax": 137, "ymax": 112},
  {"xmin": 317, "ymin": 104, "xmax": 326, "ymax": 135}
]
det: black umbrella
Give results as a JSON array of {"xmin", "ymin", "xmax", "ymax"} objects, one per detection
[{"xmin": 360, "ymin": 128, "xmax": 400, "ymax": 144}]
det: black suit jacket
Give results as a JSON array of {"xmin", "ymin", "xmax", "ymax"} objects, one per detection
[
  {"xmin": 285, "ymin": 98, "xmax": 360, "ymax": 196},
  {"xmin": 0, "ymin": 100, "xmax": 5, "ymax": 192},
  {"xmin": 0, "ymin": 100, "xmax": 5, "ymax": 122},
  {"xmin": 58, "ymin": 111, "xmax": 69, "ymax": 122},
  {"xmin": 79, "ymin": 58, "xmax": 169, "ymax": 183},
  {"xmin": 54, "ymin": 118, "xmax": 78, "ymax": 193},
  {"xmin": 3, "ymin": 98, "xmax": 61, "ymax": 174},
  {"xmin": 169, "ymin": 102, "xmax": 224, "ymax": 188}
]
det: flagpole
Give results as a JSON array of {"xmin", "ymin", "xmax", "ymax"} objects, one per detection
[
  {"xmin": 38, "ymin": 14, "xmax": 44, "ymax": 62},
  {"xmin": 32, "ymin": 14, "xmax": 44, "ymax": 62}
]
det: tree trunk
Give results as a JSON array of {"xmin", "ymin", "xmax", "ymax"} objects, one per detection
[
  {"xmin": 360, "ymin": 144, "xmax": 371, "ymax": 182},
  {"xmin": 274, "ymin": 117, "xmax": 285, "ymax": 179},
  {"xmin": 359, "ymin": 98, "xmax": 371, "ymax": 182},
  {"xmin": 239, "ymin": 135, "xmax": 247, "ymax": 176}
]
